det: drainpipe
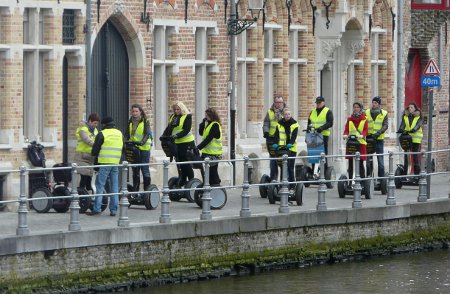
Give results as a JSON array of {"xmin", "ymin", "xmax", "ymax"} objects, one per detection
[
  {"xmin": 86, "ymin": 0, "xmax": 92, "ymax": 115},
  {"xmin": 396, "ymin": 0, "xmax": 404, "ymax": 128}
]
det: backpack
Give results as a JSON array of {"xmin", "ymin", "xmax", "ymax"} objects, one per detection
[{"xmin": 27, "ymin": 141, "xmax": 46, "ymax": 167}]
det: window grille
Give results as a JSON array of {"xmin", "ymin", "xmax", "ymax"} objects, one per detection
[{"xmin": 62, "ymin": 10, "xmax": 76, "ymax": 44}]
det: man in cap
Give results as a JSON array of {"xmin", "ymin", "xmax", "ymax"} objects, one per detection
[
  {"xmin": 307, "ymin": 96, "xmax": 334, "ymax": 169},
  {"xmin": 365, "ymin": 96, "xmax": 388, "ymax": 178},
  {"xmin": 88, "ymin": 116, "xmax": 124, "ymax": 216}
]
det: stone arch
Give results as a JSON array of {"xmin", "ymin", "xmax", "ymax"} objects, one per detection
[{"xmin": 372, "ymin": 0, "xmax": 393, "ymax": 30}]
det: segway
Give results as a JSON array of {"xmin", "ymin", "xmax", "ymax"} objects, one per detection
[
  {"xmin": 266, "ymin": 146, "xmax": 303, "ymax": 206},
  {"xmin": 124, "ymin": 142, "xmax": 160, "ymax": 210},
  {"xmin": 337, "ymin": 135, "xmax": 373, "ymax": 199},
  {"xmin": 365, "ymin": 136, "xmax": 387, "ymax": 195},
  {"xmin": 394, "ymin": 133, "xmax": 420, "ymax": 189},
  {"xmin": 297, "ymin": 128, "xmax": 336, "ymax": 189},
  {"xmin": 160, "ymin": 136, "xmax": 202, "ymax": 203},
  {"xmin": 259, "ymin": 137, "xmax": 277, "ymax": 198}
]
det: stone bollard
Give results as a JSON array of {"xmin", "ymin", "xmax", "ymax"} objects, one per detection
[
  {"xmin": 352, "ymin": 152, "xmax": 362, "ymax": 208},
  {"xmin": 16, "ymin": 166, "xmax": 30, "ymax": 236},
  {"xmin": 417, "ymin": 150, "xmax": 428, "ymax": 202},
  {"xmin": 68, "ymin": 163, "xmax": 81, "ymax": 231},
  {"xmin": 386, "ymin": 151, "xmax": 396, "ymax": 205},
  {"xmin": 200, "ymin": 158, "xmax": 212, "ymax": 220},
  {"xmin": 317, "ymin": 153, "xmax": 327, "ymax": 211},
  {"xmin": 279, "ymin": 154, "xmax": 289, "ymax": 213},
  {"xmin": 159, "ymin": 160, "xmax": 171, "ymax": 223},
  {"xmin": 118, "ymin": 161, "xmax": 130, "ymax": 227},
  {"xmin": 240, "ymin": 156, "xmax": 251, "ymax": 217}
]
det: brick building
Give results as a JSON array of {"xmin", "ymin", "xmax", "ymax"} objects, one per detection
[{"xmin": 0, "ymin": 0, "xmax": 448, "ymax": 210}]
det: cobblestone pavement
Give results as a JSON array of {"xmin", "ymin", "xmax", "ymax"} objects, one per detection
[{"xmin": 0, "ymin": 173, "xmax": 448, "ymax": 238}]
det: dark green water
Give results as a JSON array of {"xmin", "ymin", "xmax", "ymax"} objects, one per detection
[{"xmin": 129, "ymin": 250, "xmax": 449, "ymax": 293}]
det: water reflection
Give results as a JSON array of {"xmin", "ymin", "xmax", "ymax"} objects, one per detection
[{"xmin": 130, "ymin": 250, "xmax": 450, "ymax": 293}]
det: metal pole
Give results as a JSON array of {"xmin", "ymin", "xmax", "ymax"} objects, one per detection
[
  {"xmin": 386, "ymin": 151, "xmax": 396, "ymax": 205},
  {"xmin": 317, "ymin": 153, "xmax": 327, "ymax": 211},
  {"xmin": 16, "ymin": 166, "xmax": 29, "ymax": 236},
  {"xmin": 68, "ymin": 163, "xmax": 81, "ymax": 231},
  {"xmin": 85, "ymin": 0, "xmax": 92, "ymax": 115},
  {"xmin": 426, "ymin": 89, "xmax": 433, "ymax": 199},
  {"xmin": 278, "ymin": 154, "xmax": 289, "ymax": 213},
  {"xmin": 352, "ymin": 153, "xmax": 362, "ymax": 208},
  {"xmin": 418, "ymin": 150, "xmax": 428, "ymax": 202},
  {"xmin": 200, "ymin": 158, "xmax": 212, "ymax": 220},
  {"xmin": 118, "ymin": 161, "xmax": 130, "ymax": 227},
  {"xmin": 229, "ymin": 2, "xmax": 237, "ymax": 186},
  {"xmin": 159, "ymin": 160, "xmax": 171, "ymax": 223},
  {"xmin": 240, "ymin": 156, "xmax": 251, "ymax": 217}
]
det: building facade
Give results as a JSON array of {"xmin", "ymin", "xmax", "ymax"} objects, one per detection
[{"xmin": 0, "ymin": 0, "xmax": 448, "ymax": 210}]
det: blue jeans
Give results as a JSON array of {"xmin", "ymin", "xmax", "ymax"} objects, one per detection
[
  {"xmin": 375, "ymin": 140, "xmax": 385, "ymax": 177},
  {"xmin": 138, "ymin": 150, "xmax": 150, "ymax": 178},
  {"xmin": 94, "ymin": 165, "xmax": 119, "ymax": 213}
]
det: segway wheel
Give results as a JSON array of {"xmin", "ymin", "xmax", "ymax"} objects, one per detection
[
  {"xmin": 301, "ymin": 166, "xmax": 312, "ymax": 187},
  {"xmin": 30, "ymin": 187, "xmax": 53, "ymax": 213},
  {"xmin": 394, "ymin": 166, "xmax": 404, "ymax": 189},
  {"xmin": 338, "ymin": 175, "xmax": 347, "ymax": 198},
  {"xmin": 325, "ymin": 166, "xmax": 336, "ymax": 189},
  {"xmin": 267, "ymin": 181, "xmax": 277, "ymax": 204},
  {"xmin": 184, "ymin": 178, "xmax": 202, "ymax": 203},
  {"xmin": 295, "ymin": 183, "xmax": 303, "ymax": 206},
  {"xmin": 77, "ymin": 188, "xmax": 91, "ymax": 213},
  {"xmin": 259, "ymin": 174, "xmax": 271, "ymax": 198},
  {"xmin": 194, "ymin": 183, "xmax": 204, "ymax": 208},
  {"xmin": 52, "ymin": 186, "xmax": 71, "ymax": 213},
  {"xmin": 380, "ymin": 173, "xmax": 388, "ymax": 195},
  {"xmin": 168, "ymin": 177, "xmax": 182, "ymax": 201},
  {"xmin": 144, "ymin": 184, "xmax": 160, "ymax": 210},
  {"xmin": 364, "ymin": 179, "xmax": 374, "ymax": 199},
  {"xmin": 211, "ymin": 186, "xmax": 227, "ymax": 210}
]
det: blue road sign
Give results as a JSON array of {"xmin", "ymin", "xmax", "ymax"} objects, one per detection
[{"xmin": 421, "ymin": 75, "xmax": 441, "ymax": 87}]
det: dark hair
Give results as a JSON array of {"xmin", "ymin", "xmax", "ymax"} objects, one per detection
[
  {"xmin": 88, "ymin": 113, "xmax": 100, "ymax": 122},
  {"xmin": 131, "ymin": 103, "xmax": 147, "ymax": 119},
  {"xmin": 205, "ymin": 107, "xmax": 221, "ymax": 125},
  {"xmin": 353, "ymin": 102, "xmax": 363, "ymax": 109},
  {"xmin": 407, "ymin": 102, "xmax": 423, "ymax": 118}
]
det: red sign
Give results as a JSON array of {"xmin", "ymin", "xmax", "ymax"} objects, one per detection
[{"xmin": 423, "ymin": 59, "xmax": 440, "ymax": 76}]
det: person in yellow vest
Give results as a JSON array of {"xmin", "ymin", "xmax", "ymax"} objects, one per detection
[
  {"xmin": 307, "ymin": 96, "xmax": 334, "ymax": 169},
  {"xmin": 74, "ymin": 113, "xmax": 100, "ymax": 192},
  {"xmin": 197, "ymin": 108, "xmax": 223, "ymax": 185},
  {"xmin": 397, "ymin": 102, "xmax": 423, "ymax": 175},
  {"xmin": 263, "ymin": 96, "xmax": 286, "ymax": 181},
  {"xmin": 125, "ymin": 104, "xmax": 152, "ymax": 191},
  {"xmin": 271, "ymin": 108, "xmax": 299, "ymax": 190},
  {"xmin": 88, "ymin": 116, "xmax": 124, "ymax": 216},
  {"xmin": 163, "ymin": 101, "xmax": 196, "ymax": 186},
  {"xmin": 344, "ymin": 102, "xmax": 368, "ymax": 179},
  {"xmin": 365, "ymin": 96, "xmax": 389, "ymax": 178}
]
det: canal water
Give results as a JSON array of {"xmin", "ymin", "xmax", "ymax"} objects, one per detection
[{"xmin": 129, "ymin": 250, "xmax": 449, "ymax": 293}]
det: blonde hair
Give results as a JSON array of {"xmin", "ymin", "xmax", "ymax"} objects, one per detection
[{"xmin": 172, "ymin": 101, "xmax": 190, "ymax": 115}]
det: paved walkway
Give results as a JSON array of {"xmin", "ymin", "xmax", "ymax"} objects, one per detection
[{"xmin": 0, "ymin": 173, "xmax": 448, "ymax": 238}]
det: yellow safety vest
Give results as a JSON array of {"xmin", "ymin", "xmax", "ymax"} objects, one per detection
[
  {"xmin": 171, "ymin": 114, "xmax": 195, "ymax": 144},
  {"xmin": 201, "ymin": 121, "xmax": 223, "ymax": 155},
  {"xmin": 309, "ymin": 107, "xmax": 330, "ymax": 137},
  {"xmin": 348, "ymin": 120, "xmax": 367, "ymax": 145},
  {"xmin": 404, "ymin": 115, "xmax": 423, "ymax": 144},
  {"xmin": 129, "ymin": 120, "xmax": 151, "ymax": 151},
  {"xmin": 76, "ymin": 125, "xmax": 98, "ymax": 154},
  {"xmin": 278, "ymin": 122, "xmax": 300, "ymax": 152},
  {"xmin": 267, "ymin": 110, "xmax": 279, "ymax": 136},
  {"xmin": 365, "ymin": 109, "xmax": 388, "ymax": 140},
  {"xmin": 98, "ymin": 128, "xmax": 123, "ymax": 164}
]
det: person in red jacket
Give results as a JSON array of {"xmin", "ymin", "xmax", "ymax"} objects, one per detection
[{"xmin": 344, "ymin": 102, "xmax": 369, "ymax": 179}]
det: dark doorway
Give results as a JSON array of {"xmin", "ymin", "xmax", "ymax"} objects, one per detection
[
  {"xmin": 92, "ymin": 20, "xmax": 129, "ymax": 132},
  {"xmin": 62, "ymin": 56, "xmax": 69, "ymax": 163}
]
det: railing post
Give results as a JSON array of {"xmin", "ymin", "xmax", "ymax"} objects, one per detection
[
  {"xmin": 118, "ymin": 161, "xmax": 130, "ymax": 227},
  {"xmin": 316, "ymin": 153, "xmax": 327, "ymax": 211},
  {"xmin": 240, "ymin": 156, "xmax": 251, "ymax": 217},
  {"xmin": 200, "ymin": 158, "xmax": 212, "ymax": 220},
  {"xmin": 279, "ymin": 154, "xmax": 289, "ymax": 213},
  {"xmin": 68, "ymin": 163, "xmax": 81, "ymax": 231},
  {"xmin": 16, "ymin": 166, "xmax": 29, "ymax": 236},
  {"xmin": 159, "ymin": 160, "xmax": 171, "ymax": 223},
  {"xmin": 386, "ymin": 151, "xmax": 396, "ymax": 205},
  {"xmin": 352, "ymin": 152, "xmax": 362, "ymax": 208},
  {"xmin": 418, "ymin": 150, "xmax": 428, "ymax": 202}
]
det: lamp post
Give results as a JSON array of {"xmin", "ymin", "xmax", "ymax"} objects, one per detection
[{"xmin": 227, "ymin": 0, "xmax": 266, "ymax": 185}]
